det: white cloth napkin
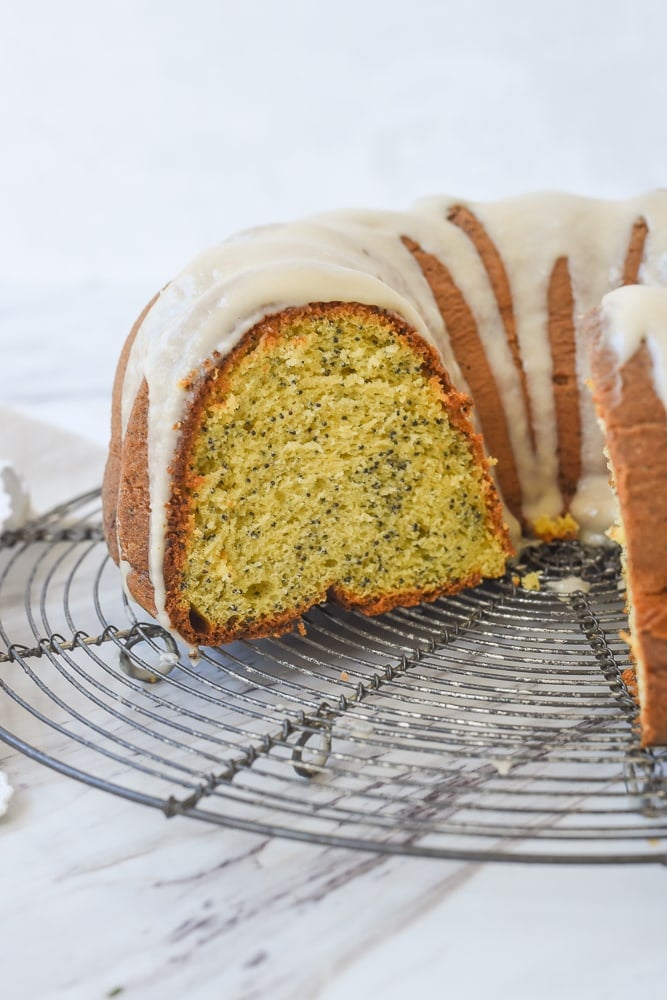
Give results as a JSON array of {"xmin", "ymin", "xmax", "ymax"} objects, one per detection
[
  {"xmin": 0, "ymin": 404, "xmax": 105, "ymax": 515},
  {"xmin": 0, "ymin": 405, "xmax": 106, "ymax": 814}
]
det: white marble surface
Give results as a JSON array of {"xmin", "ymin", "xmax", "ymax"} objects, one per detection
[{"xmin": 2, "ymin": 2, "xmax": 667, "ymax": 997}]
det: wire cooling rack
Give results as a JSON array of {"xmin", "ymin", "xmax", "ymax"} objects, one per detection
[{"xmin": 1, "ymin": 490, "xmax": 666, "ymax": 864}]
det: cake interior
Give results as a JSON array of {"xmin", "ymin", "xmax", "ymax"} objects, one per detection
[{"xmin": 170, "ymin": 304, "xmax": 510, "ymax": 642}]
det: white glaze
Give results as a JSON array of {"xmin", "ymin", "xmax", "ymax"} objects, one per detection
[
  {"xmin": 544, "ymin": 576, "xmax": 592, "ymax": 595},
  {"xmin": 599, "ymin": 284, "xmax": 667, "ymax": 410},
  {"xmin": 117, "ymin": 192, "xmax": 667, "ymax": 631}
]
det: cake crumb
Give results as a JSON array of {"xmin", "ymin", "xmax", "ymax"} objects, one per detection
[
  {"xmin": 297, "ymin": 620, "xmax": 307, "ymax": 637},
  {"xmin": 340, "ymin": 670, "xmax": 349, "ymax": 682},
  {"xmin": 607, "ymin": 523, "xmax": 624, "ymax": 545},
  {"xmin": 622, "ymin": 667, "xmax": 638, "ymax": 701},
  {"xmin": 520, "ymin": 571, "xmax": 542, "ymax": 591},
  {"xmin": 532, "ymin": 513, "xmax": 579, "ymax": 542}
]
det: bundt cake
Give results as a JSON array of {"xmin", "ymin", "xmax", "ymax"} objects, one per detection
[
  {"xmin": 103, "ymin": 192, "xmax": 667, "ymax": 741},
  {"xmin": 587, "ymin": 285, "xmax": 667, "ymax": 745}
]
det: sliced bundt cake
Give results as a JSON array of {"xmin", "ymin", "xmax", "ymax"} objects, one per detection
[{"xmin": 103, "ymin": 192, "xmax": 667, "ymax": 742}]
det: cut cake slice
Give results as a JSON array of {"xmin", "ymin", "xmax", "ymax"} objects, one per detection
[
  {"xmin": 155, "ymin": 303, "xmax": 513, "ymax": 644},
  {"xmin": 588, "ymin": 285, "xmax": 667, "ymax": 745}
]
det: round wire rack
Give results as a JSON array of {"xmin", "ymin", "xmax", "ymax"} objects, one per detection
[{"xmin": 1, "ymin": 490, "xmax": 666, "ymax": 864}]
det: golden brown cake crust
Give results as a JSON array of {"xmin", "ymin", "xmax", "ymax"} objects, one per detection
[
  {"xmin": 588, "ymin": 319, "xmax": 667, "ymax": 745},
  {"xmin": 103, "ymin": 292, "xmax": 159, "ymax": 566},
  {"xmin": 114, "ymin": 378, "xmax": 157, "ymax": 617},
  {"xmin": 160, "ymin": 301, "xmax": 513, "ymax": 646},
  {"xmin": 622, "ymin": 217, "xmax": 649, "ymax": 286},
  {"xmin": 547, "ymin": 257, "xmax": 581, "ymax": 509}
]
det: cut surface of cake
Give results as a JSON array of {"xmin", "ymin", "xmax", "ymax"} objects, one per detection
[
  {"xmin": 588, "ymin": 285, "xmax": 667, "ymax": 745},
  {"xmin": 103, "ymin": 191, "xmax": 667, "ymax": 741},
  {"xmin": 162, "ymin": 302, "xmax": 511, "ymax": 644}
]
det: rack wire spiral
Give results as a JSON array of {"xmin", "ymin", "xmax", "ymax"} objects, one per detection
[{"xmin": 1, "ymin": 489, "xmax": 666, "ymax": 864}]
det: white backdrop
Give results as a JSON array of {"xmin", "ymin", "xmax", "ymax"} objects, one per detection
[
  {"xmin": 3, "ymin": 0, "xmax": 667, "ymax": 286},
  {"xmin": 2, "ymin": 0, "xmax": 667, "ymax": 440}
]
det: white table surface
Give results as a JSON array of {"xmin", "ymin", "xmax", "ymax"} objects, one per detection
[{"xmin": 2, "ymin": 2, "xmax": 667, "ymax": 997}]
